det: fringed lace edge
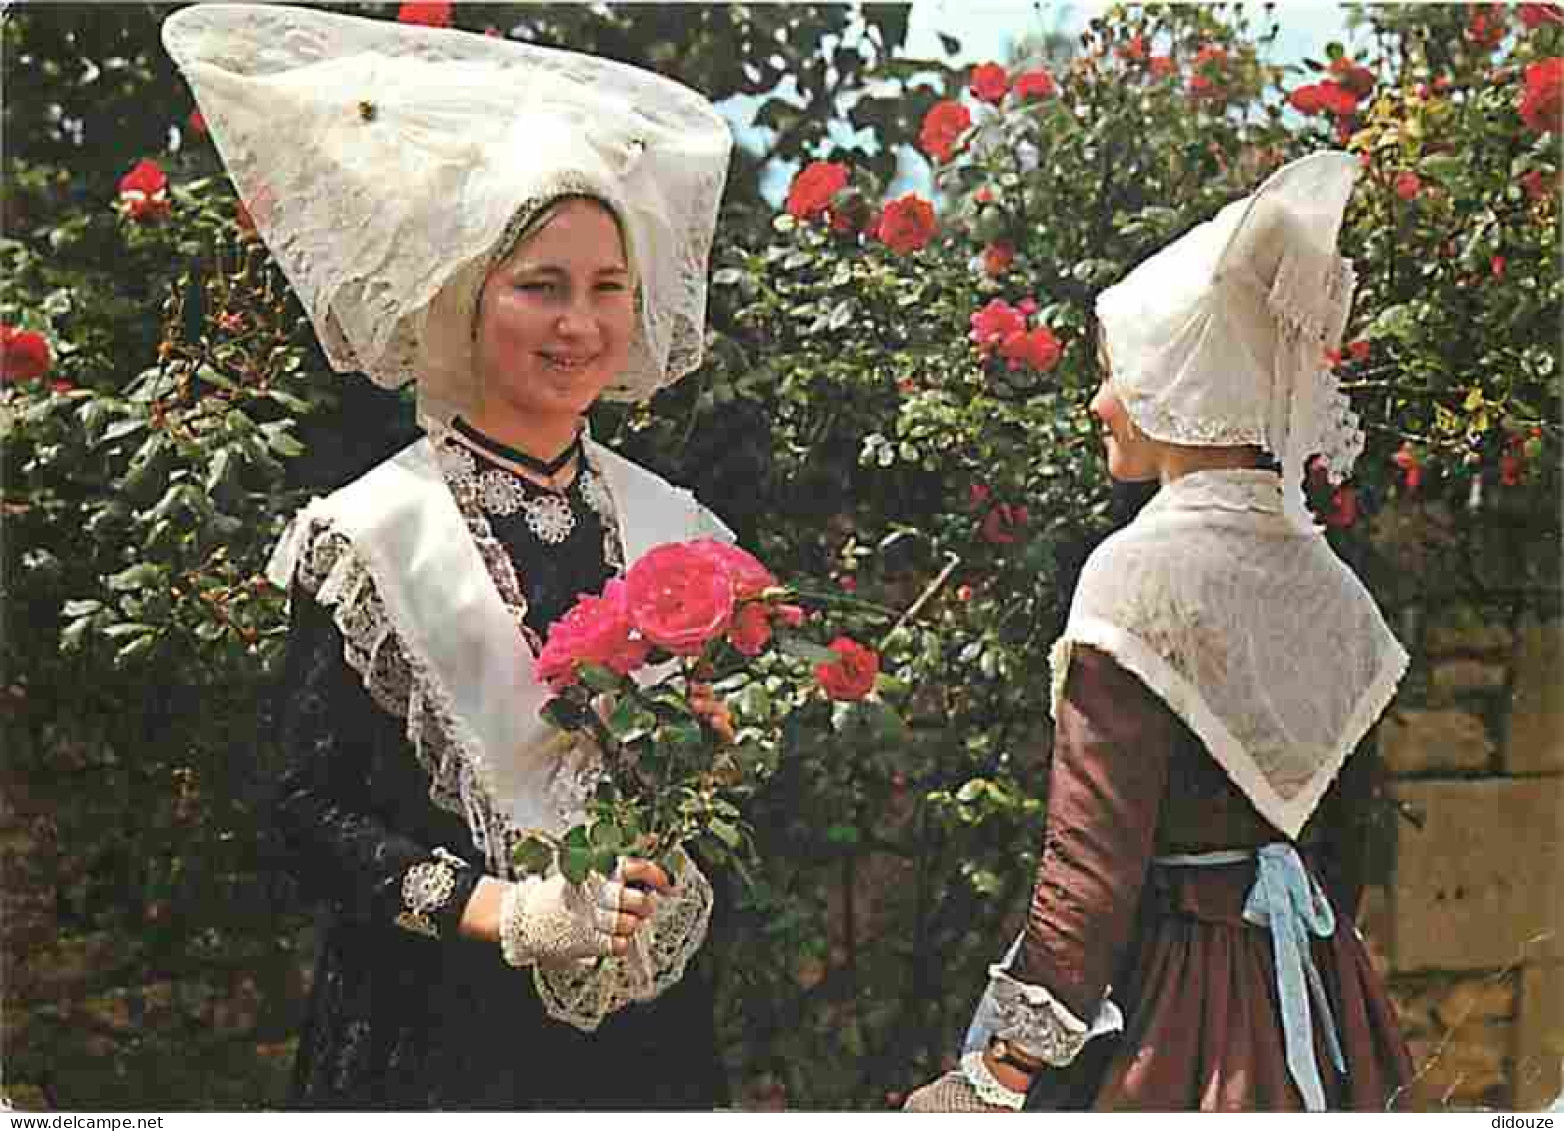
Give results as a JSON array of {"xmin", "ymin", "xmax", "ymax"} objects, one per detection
[
  {"xmin": 289, "ymin": 517, "xmax": 524, "ymax": 877},
  {"xmin": 533, "ymin": 850, "xmax": 715, "ymax": 1032},
  {"xmin": 1050, "ymin": 615, "xmax": 1406, "ymax": 841}
]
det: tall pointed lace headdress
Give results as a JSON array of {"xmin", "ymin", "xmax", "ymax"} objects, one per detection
[
  {"xmin": 162, "ymin": 4, "xmax": 732, "ymax": 422},
  {"xmin": 1095, "ymin": 151, "xmax": 1363, "ymax": 528}
]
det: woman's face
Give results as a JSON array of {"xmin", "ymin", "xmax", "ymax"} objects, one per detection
[
  {"xmin": 473, "ymin": 197, "xmax": 635, "ymax": 428},
  {"xmin": 1090, "ymin": 339, "xmax": 1160, "ymax": 482}
]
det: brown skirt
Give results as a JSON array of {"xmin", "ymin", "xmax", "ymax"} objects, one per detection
[{"xmin": 1031, "ymin": 858, "xmax": 1416, "ymax": 1112}]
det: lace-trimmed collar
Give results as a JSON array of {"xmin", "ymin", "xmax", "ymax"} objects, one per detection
[{"xmin": 1145, "ymin": 468, "xmax": 1287, "ymax": 519}]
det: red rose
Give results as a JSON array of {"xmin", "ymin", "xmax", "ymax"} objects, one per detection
[
  {"xmin": 955, "ymin": 584, "xmax": 974, "ymax": 603},
  {"xmin": 1346, "ymin": 339, "xmax": 1371, "ymax": 363},
  {"xmin": 1195, "ymin": 43, "xmax": 1228, "ymax": 67},
  {"xmin": 1466, "ymin": 6, "xmax": 1505, "ymax": 50},
  {"xmin": 1319, "ymin": 81, "xmax": 1361, "ymax": 118},
  {"xmin": 1520, "ymin": 168, "xmax": 1554, "ymax": 201},
  {"xmin": 970, "ymin": 62, "xmax": 1009, "ymax": 104},
  {"xmin": 1148, "ymin": 55, "xmax": 1176, "ymax": 80},
  {"xmin": 1500, "ymin": 452, "xmax": 1524, "ymax": 487},
  {"xmin": 624, "ymin": 542, "xmax": 736, "ymax": 656},
  {"xmin": 1520, "ymin": 58, "xmax": 1564, "ymax": 134},
  {"xmin": 1394, "ymin": 171, "xmax": 1422, "ymax": 201},
  {"xmin": 691, "ymin": 538, "xmax": 777, "ymax": 599},
  {"xmin": 1013, "ymin": 69, "xmax": 1057, "ymax": 101},
  {"xmin": 1328, "ymin": 57, "xmax": 1376, "ymax": 100},
  {"xmin": 118, "ymin": 159, "xmax": 170, "ymax": 222},
  {"xmin": 1, "ymin": 324, "xmax": 52, "ymax": 384},
  {"xmin": 786, "ymin": 161, "xmax": 850, "ymax": 221},
  {"xmin": 1188, "ymin": 74, "xmax": 1214, "ymax": 97},
  {"xmin": 981, "ymin": 503, "xmax": 1029, "ymax": 545},
  {"xmin": 968, "ymin": 298, "xmax": 1026, "ymax": 356},
  {"xmin": 397, "ymin": 2, "xmax": 452, "ymax": 27},
  {"xmin": 773, "ymin": 604, "xmax": 806, "ymax": 628},
  {"xmin": 728, "ymin": 602, "xmax": 773, "ymax": 657},
  {"xmin": 918, "ymin": 100, "xmax": 972, "ymax": 163},
  {"xmin": 1117, "ymin": 35, "xmax": 1148, "ymax": 63},
  {"xmin": 982, "ymin": 241, "xmax": 1015, "ymax": 277},
  {"xmin": 1392, "ymin": 443, "xmax": 1423, "ymax": 491},
  {"xmin": 187, "ymin": 108, "xmax": 207, "ymax": 137},
  {"xmin": 1288, "ymin": 84, "xmax": 1324, "ymax": 115},
  {"xmin": 1325, "ymin": 485, "xmax": 1359, "ymax": 529},
  {"xmin": 1491, "ymin": 254, "xmax": 1507, "ymax": 279},
  {"xmin": 1522, "ymin": 4, "xmax": 1564, "ymax": 30},
  {"xmin": 968, "ymin": 482, "xmax": 992, "ymax": 509},
  {"xmin": 875, "ymin": 193, "xmax": 937, "ymax": 255},
  {"xmin": 814, "ymin": 636, "xmax": 880, "ymax": 701},
  {"xmin": 534, "ymin": 579, "xmax": 651, "ymax": 692},
  {"xmin": 837, "ymin": 574, "xmax": 857, "ymax": 593},
  {"xmin": 998, "ymin": 326, "xmax": 1062, "ymax": 373}
]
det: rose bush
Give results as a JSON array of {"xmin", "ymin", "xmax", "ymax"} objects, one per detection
[{"xmin": 2, "ymin": 0, "xmax": 1558, "ymax": 1113}]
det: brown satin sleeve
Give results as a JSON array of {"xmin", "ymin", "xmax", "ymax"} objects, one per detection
[{"xmin": 1012, "ymin": 644, "xmax": 1178, "ymax": 1021}]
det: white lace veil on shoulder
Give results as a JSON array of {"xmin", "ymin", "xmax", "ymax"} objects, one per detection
[
  {"xmin": 1095, "ymin": 151, "xmax": 1363, "ymax": 530},
  {"xmin": 162, "ymin": 4, "xmax": 732, "ymax": 422}
]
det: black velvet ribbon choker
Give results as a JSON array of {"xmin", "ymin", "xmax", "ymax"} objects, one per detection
[{"xmin": 451, "ymin": 417, "xmax": 582, "ymax": 478}]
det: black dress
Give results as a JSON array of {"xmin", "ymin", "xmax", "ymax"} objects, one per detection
[{"xmin": 269, "ymin": 426, "xmax": 727, "ymax": 1110}]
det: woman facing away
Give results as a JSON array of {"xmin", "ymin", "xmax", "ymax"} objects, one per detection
[
  {"xmin": 164, "ymin": 5, "xmax": 737, "ymax": 1109},
  {"xmin": 906, "ymin": 151, "xmax": 1418, "ymax": 1112}
]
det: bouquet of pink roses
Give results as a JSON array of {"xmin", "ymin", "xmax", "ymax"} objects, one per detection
[{"xmin": 514, "ymin": 538, "xmax": 894, "ymax": 884}]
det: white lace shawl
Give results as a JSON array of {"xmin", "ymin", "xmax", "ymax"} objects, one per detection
[
  {"xmin": 1051, "ymin": 469, "xmax": 1407, "ymax": 838},
  {"xmin": 267, "ymin": 434, "xmax": 732, "ymax": 1029}
]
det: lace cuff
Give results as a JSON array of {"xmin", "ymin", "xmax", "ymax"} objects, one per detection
[
  {"xmin": 957, "ymin": 1052, "xmax": 1028, "ymax": 1111},
  {"xmin": 393, "ymin": 847, "xmax": 470, "ymax": 939},
  {"xmin": 533, "ymin": 848, "xmax": 714, "ymax": 1032},
  {"xmin": 985, "ymin": 968, "xmax": 1124, "ymax": 1067}
]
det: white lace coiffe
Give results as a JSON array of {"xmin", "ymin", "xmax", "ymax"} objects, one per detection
[
  {"xmin": 1096, "ymin": 151, "xmax": 1365, "ymax": 531},
  {"xmin": 1051, "ymin": 469, "xmax": 1407, "ymax": 839},
  {"xmin": 161, "ymin": 4, "xmax": 731, "ymax": 423},
  {"xmin": 268, "ymin": 435, "xmax": 732, "ymax": 1031}
]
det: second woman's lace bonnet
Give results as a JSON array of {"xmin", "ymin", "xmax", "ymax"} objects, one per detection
[
  {"xmin": 1095, "ymin": 151, "xmax": 1364, "ymax": 527},
  {"xmin": 162, "ymin": 4, "xmax": 733, "ymax": 421}
]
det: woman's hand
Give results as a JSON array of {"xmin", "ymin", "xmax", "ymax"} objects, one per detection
[{"xmin": 481, "ymin": 856, "xmax": 674, "ymax": 967}]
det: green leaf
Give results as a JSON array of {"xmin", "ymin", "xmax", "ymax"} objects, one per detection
[
  {"xmin": 560, "ymin": 845, "xmax": 593, "ymax": 885},
  {"xmin": 606, "ymin": 697, "xmax": 657, "ymax": 743},
  {"xmin": 106, "ymin": 563, "xmax": 163, "ymax": 592},
  {"xmin": 578, "ymin": 662, "xmax": 623, "ymax": 693},
  {"xmin": 511, "ymin": 837, "xmax": 554, "ymax": 876},
  {"xmin": 824, "ymin": 823, "xmax": 860, "ymax": 846},
  {"xmin": 61, "ymin": 599, "xmax": 103, "ymax": 617},
  {"xmin": 588, "ymin": 820, "xmax": 622, "ymax": 855},
  {"xmin": 776, "ymin": 631, "xmax": 840, "ymax": 665},
  {"xmin": 707, "ymin": 818, "xmax": 743, "ymax": 849}
]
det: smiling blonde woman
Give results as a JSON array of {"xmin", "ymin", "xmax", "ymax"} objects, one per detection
[{"xmin": 165, "ymin": 4, "xmax": 737, "ymax": 1109}]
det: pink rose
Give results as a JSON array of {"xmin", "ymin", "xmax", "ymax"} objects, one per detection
[
  {"xmin": 534, "ymin": 579, "xmax": 650, "ymax": 692},
  {"xmin": 814, "ymin": 637, "xmax": 880, "ymax": 701},
  {"xmin": 691, "ymin": 539, "xmax": 776, "ymax": 599},
  {"xmin": 624, "ymin": 543, "xmax": 736, "ymax": 656},
  {"xmin": 998, "ymin": 326, "xmax": 1062, "ymax": 373},
  {"xmin": 728, "ymin": 603, "xmax": 773, "ymax": 656},
  {"xmin": 1394, "ymin": 171, "xmax": 1421, "ymax": 202},
  {"xmin": 968, "ymin": 299, "xmax": 1026, "ymax": 356}
]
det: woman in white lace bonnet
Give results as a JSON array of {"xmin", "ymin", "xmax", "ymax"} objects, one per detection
[
  {"xmin": 906, "ymin": 152, "xmax": 1418, "ymax": 1111},
  {"xmin": 164, "ymin": 5, "xmax": 736, "ymax": 1109}
]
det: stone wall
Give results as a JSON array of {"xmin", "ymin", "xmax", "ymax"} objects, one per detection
[{"xmin": 1360, "ymin": 493, "xmax": 1563, "ymax": 1111}]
